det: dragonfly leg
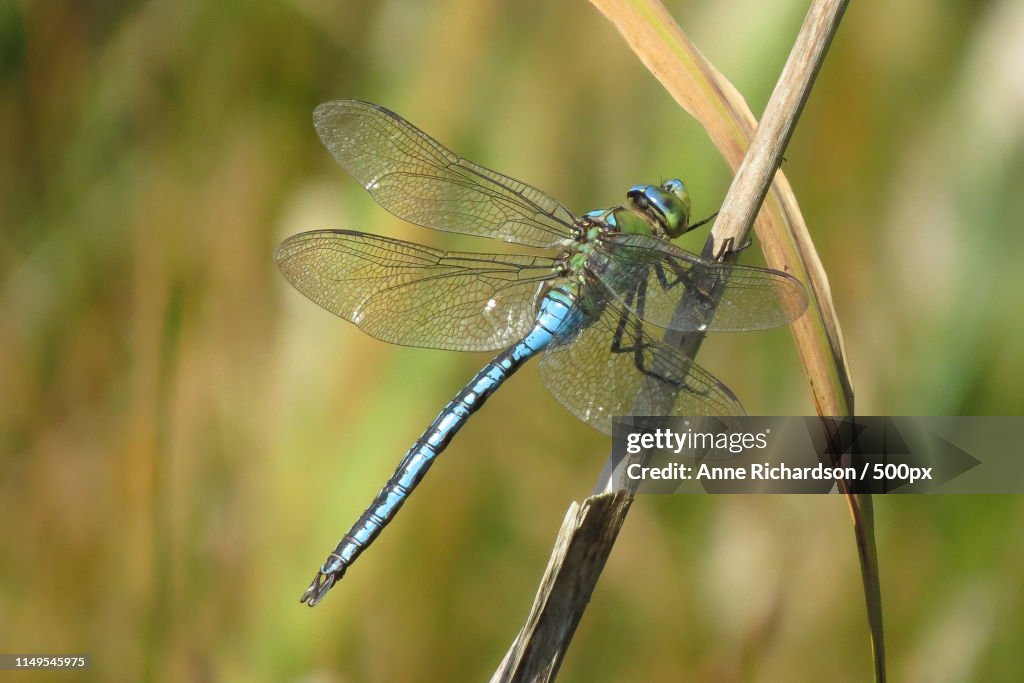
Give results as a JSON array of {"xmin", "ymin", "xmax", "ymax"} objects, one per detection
[
  {"xmin": 713, "ymin": 235, "xmax": 753, "ymax": 260},
  {"xmin": 609, "ymin": 282, "xmax": 681, "ymax": 388},
  {"xmin": 680, "ymin": 210, "xmax": 718, "ymax": 235},
  {"xmin": 651, "ymin": 261, "xmax": 718, "ymax": 322},
  {"xmin": 653, "ymin": 260, "xmax": 705, "ymax": 295},
  {"xmin": 608, "ymin": 288, "xmax": 725, "ymax": 404}
]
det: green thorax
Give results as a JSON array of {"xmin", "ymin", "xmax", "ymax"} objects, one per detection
[{"xmin": 565, "ymin": 178, "xmax": 696, "ymax": 276}]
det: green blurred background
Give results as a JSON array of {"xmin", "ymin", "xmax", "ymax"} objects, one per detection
[{"xmin": 2, "ymin": 0, "xmax": 1023, "ymax": 681}]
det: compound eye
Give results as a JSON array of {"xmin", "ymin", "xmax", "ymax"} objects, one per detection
[
  {"xmin": 626, "ymin": 186, "xmax": 645, "ymax": 203},
  {"xmin": 662, "ymin": 178, "xmax": 687, "ymax": 198}
]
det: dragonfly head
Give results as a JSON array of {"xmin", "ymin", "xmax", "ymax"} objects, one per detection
[{"xmin": 626, "ymin": 179, "xmax": 692, "ymax": 238}]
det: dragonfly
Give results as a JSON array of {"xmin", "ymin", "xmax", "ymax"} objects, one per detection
[{"xmin": 276, "ymin": 100, "xmax": 808, "ymax": 606}]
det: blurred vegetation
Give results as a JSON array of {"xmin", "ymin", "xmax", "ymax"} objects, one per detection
[{"xmin": 2, "ymin": 0, "xmax": 1023, "ymax": 681}]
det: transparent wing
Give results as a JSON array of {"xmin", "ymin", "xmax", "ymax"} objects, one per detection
[
  {"xmin": 538, "ymin": 285, "xmax": 745, "ymax": 436},
  {"xmin": 591, "ymin": 233, "xmax": 808, "ymax": 332},
  {"xmin": 313, "ymin": 100, "xmax": 576, "ymax": 248},
  {"xmin": 276, "ymin": 230, "xmax": 561, "ymax": 351}
]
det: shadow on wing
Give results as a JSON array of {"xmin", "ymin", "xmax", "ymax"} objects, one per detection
[
  {"xmin": 592, "ymin": 233, "xmax": 808, "ymax": 333},
  {"xmin": 538, "ymin": 285, "xmax": 745, "ymax": 436}
]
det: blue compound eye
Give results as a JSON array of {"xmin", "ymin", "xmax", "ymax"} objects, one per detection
[
  {"xmin": 660, "ymin": 179, "xmax": 692, "ymax": 237},
  {"xmin": 662, "ymin": 178, "xmax": 686, "ymax": 196},
  {"xmin": 662, "ymin": 179, "xmax": 691, "ymax": 213},
  {"xmin": 625, "ymin": 183, "xmax": 692, "ymax": 237}
]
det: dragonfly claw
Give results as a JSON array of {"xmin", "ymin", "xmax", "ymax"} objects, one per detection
[{"xmin": 301, "ymin": 570, "xmax": 336, "ymax": 606}]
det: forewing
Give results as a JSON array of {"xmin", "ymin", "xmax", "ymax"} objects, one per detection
[
  {"xmin": 276, "ymin": 230, "xmax": 559, "ymax": 351},
  {"xmin": 538, "ymin": 287, "xmax": 744, "ymax": 436},
  {"xmin": 592, "ymin": 233, "xmax": 808, "ymax": 332},
  {"xmin": 313, "ymin": 100, "xmax": 576, "ymax": 248}
]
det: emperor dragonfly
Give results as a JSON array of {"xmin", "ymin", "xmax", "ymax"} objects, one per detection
[{"xmin": 275, "ymin": 101, "xmax": 807, "ymax": 606}]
